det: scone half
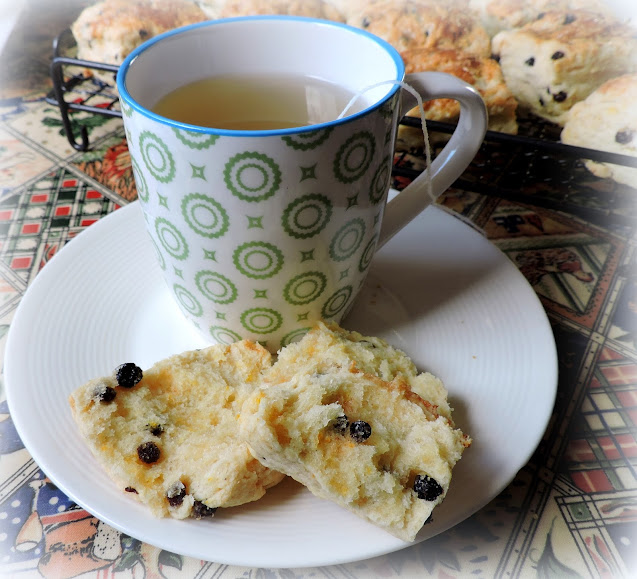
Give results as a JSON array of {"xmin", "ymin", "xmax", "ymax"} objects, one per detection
[
  {"xmin": 239, "ymin": 322, "xmax": 471, "ymax": 542},
  {"xmin": 69, "ymin": 341, "xmax": 285, "ymax": 520}
]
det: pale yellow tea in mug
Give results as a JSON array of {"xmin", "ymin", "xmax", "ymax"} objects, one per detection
[{"xmin": 152, "ymin": 73, "xmax": 358, "ymax": 130}]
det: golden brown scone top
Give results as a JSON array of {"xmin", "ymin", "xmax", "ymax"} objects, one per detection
[
  {"xmin": 591, "ymin": 72, "xmax": 637, "ymax": 97},
  {"xmin": 220, "ymin": 0, "xmax": 345, "ymax": 20},
  {"xmin": 515, "ymin": 9, "xmax": 636, "ymax": 42},
  {"xmin": 404, "ymin": 48, "xmax": 495, "ymax": 82},
  {"xmin": 401, "ymin": 48, "xmax": 518, "ymax": 133},
  {"xmin": 347, "ymin": 0, "xmax": 491, "ymax": 56},
  {"xmin": 75, "ymin": 0, "xmax": 208, "ymax": 41},
  {"xmin": 403, "ymin": 48, "xmax": 516, "ymax": 107},
  {"xmin": 469, "ymin": 0, "xmax": 615, "ymax": 35},
  {"xmin": 72, "ymin": 0, "xmax": 208, "ymax": 67}
]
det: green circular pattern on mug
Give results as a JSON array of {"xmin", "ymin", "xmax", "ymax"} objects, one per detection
[
  {"xmin": 321, "ymin": 285, "xmax": 353, "ymax": 318},
  {"xmin": 195, "ymin": 270, "xmax": 238, "ymax": 304},
  {"xmin": 282, "ymin": 194, "xmax": 332, "ymax": 239},
  {"xmin": 210, "ymin": 325, "xmax": 243, "ymax": 344},
  {"xmin": 173, "ymin": 284, "xmax": 203, "ymax": 317},
  {"xmin": 333, "ymin": 131, "xmax": 376, "ymax": 184},
  {"xmin": 224, "ymin": 151, "xmax": 282, "ymax": 202},
  {"xmin": 358, "ymin": 234, "xmax": 378, "ymax": 273},
  {"xmin": 181, "ymin": 193, "xmax": 229, "ymax": 239},
  {"xmin": 329, "ymin": 218, "xmax": 366, "ymax": 262},
  {"xmin": 121, "ymin": 101, "xmax": 134, "ymax": 118},
  {"xmin": 280, "ymin": 327, "xmax": 311, "ymax": 347},
  {"xmin": 283, "ymin": 271, "xmax": 327, "ymax": 305},
  {"xmin": 379, "ymin": 95, "xmax": 397, "ymax": 120},
  {"xmin": 369, "ymin": 155, "xmax": 391, "ymax": 204},
  {"xmin": 282, "ymin": 126, "xmax": 333, "ymax": 150},
  {"xmin": 173, "ymin": 127, "xmax": 219, "ymax": 149},
  {"xmin": 155, "ymin": 217, "xmax": 189, "ymax": 260},
  {"xmin": 131, "ymin": 157, "xmax": 149, "ymax": 203},
  {"xmin": 139, "ymin": 131, "xmax": 176, "ymax": 183},
  {"xmin": 233, "ymin": 241, "xmax": 284, "ymax": 279},
  {"xmin": 240, "ymin": 307, "xmax": 283, "ymax": 334}
]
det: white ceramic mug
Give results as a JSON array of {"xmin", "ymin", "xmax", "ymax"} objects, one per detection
[{"xmin": 117, "ymin": 16, "xmax": 487, "ymax": 351}]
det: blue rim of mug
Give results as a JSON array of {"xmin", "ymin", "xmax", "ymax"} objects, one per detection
[{"xmin": 116, "ymin": 15, "xmax": 405, "ymax": 137}]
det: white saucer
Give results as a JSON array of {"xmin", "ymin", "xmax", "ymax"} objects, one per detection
[{"xmin": 5, "ymin": 201, "xmax": 557, "ymax": 568}]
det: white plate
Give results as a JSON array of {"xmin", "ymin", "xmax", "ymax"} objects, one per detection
[{"xmin": 5, "ymin": 201, "xmax": 557, "ymax": 568}]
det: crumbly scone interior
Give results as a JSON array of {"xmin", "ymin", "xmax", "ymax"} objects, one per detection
[
  {"xmin": 69, "ymin": 341, "xmax": 285, "ymax": 519},
  {"xmin": 240, "ymin": 322, "xmax": 471, "ymax": 541},
  {"xmin": 275, "ymin": 322, "xmax": 456, "ymax": 421}
]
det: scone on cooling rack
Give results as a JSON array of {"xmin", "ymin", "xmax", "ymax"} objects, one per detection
[
  {"xmin": 239, "ymin": 321, "xmax": 471, "ymax": 542},
  {"xmin": 332, "ymin": 0, "xmax": 474, "ymax": 19},
  {"xmin": 347, "ymin": 0, "xmax": 491, "ymax": 56},
  {"xmin": 468, "ymin": 0, "xmax": 616, "ymax": 37},
  {"xmin": 401, "ymin": 48, "xmax": 518, "ymax": 134},
  {"xmin": 219, "ymin": 0, "xmax": 344, "ymax": 20},
  {"xmin": 69, "ymin": 341, "xmax": 285, "ymax": 520},
  {"xmin": 561, "ymin": 74, "xmax": 637, "ymax": 188},
  {"xmin": 71, "ymin": 0, "xmax": 207, "ymax": 70},
  {"xmin": 492, "ymin": 10, "xmax": 637, "ymax": 126}
]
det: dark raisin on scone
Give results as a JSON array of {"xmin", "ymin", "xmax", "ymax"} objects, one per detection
[{"xmin": 115, "ymin": 362, "xmax": 143, "ymax": 388}]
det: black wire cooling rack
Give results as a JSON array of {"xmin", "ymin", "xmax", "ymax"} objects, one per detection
[{"xmin": 46, "ymin": 28, "xmax": 637, "ymax": 227}]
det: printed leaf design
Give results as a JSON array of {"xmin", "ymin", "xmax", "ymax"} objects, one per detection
[
  {"xmin": 157, "ymin": 550, "xmax": 183, "ymax": 571},
  {"xmin": 600, "ymin": 498, "xmax": 637, "ymax": 515},
  {"xmin": 417, "ymin": 534, "xmax": 454, "ymax": 574},
  {"xmin": 537, "ymin": 519, "xmax": 582, "ymax": 578},
  {"xmin": 112, "ymin": 549, "xmax": 141, "ymax": 572},
  {"xmin": 456, "ymin": 515, "xmax": 499, "ymax": 543},
  {"xmin": 438, "ymin": 548, "xmax": 462, "ymax": 571}
]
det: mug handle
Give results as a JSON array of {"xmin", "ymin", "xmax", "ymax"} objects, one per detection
[{"xmin": 378, "ymin": 71, "xmax": 487, "ymax": 248}]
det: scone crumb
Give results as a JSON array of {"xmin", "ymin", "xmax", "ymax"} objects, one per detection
[{"xmin": 166, "ymin": 481, "xmax": 186, "ymax": 507}]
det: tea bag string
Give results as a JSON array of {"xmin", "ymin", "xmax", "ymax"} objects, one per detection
[{"xmin": 337, "ymin": 80, "xmax": 434, "ymax": 204}]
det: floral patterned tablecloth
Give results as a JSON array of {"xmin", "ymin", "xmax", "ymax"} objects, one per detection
[{"xmin": 1, "ymin": 2, "xmax": 636, "ymax": 578}]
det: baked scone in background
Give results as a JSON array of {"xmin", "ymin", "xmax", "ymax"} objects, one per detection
[
  {"xmin": 72, "ymin": 0, "xmax": 207, "ymax": 66},
  {"xmin": 346, "ymin": 0, "xmax": 491, "ymax": 56},
  {"xmin": 69, "ymin": 341, "xmax": 285, "ymax": 520},
  {"xmin": 239, "ymin": 322, "xmax": 471, "ymax": 542},
  {"xmin": 492, "ymin": 9, "xmax": 637, "ymax": 125},
  {"xmin": 561, "ymin": 74, "xmax": 637, "ymax": 187},
  {"xmin": 220, "ymin": 0, "xmax": 344, "ymax": 20},
  {"xmin": 469, "ymin": 0, "xmax": 616, "ymax": 37},
  {"xmin": 402, "ymin": 48, "xmax": 518, "ymax": 134},
  {"xmin": 68, "ymin": 0, "xmax": 637, "ymax": 191}
]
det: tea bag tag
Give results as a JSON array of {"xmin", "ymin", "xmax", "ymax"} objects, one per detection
[{"xmin": 337, "ymin": 80, "xmax": 434, "ymax": 204}]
